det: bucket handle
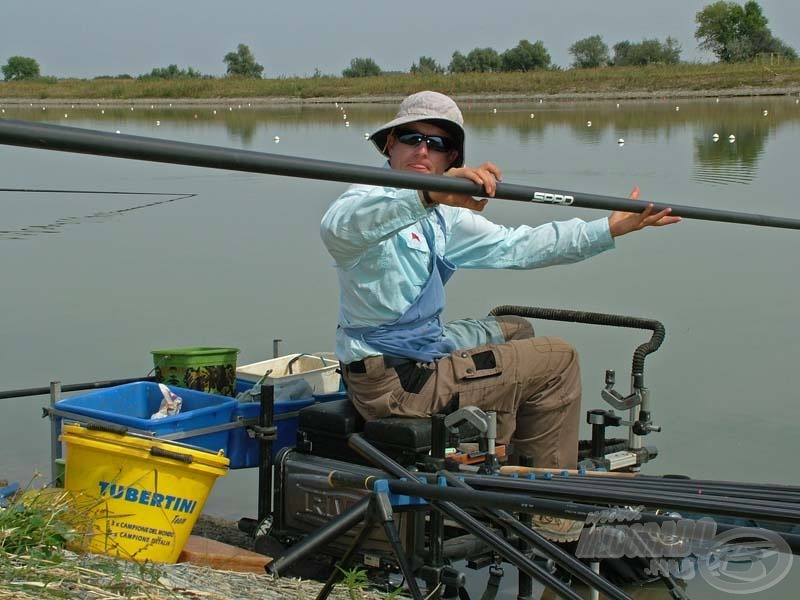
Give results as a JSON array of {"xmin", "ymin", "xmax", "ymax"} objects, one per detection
[
  {"xmin": 150, "ymin": 446, "xmax": 194, "ymax": 464},
  {"xmin": 87, "ymin": 422, "xmax": 129, "ymax": 435},
  {"xmin": 286, "ymin": 353, "xmax": 338, "ymax": 373}
]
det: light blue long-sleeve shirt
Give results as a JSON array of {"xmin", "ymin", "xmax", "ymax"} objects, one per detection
[{"xmin": 320, "ymin": 181, "xmax": 615, "ymax": 363}]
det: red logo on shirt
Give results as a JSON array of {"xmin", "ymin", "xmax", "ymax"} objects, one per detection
[{"xmin": 411, "ymin": 232, "xmax": 421, "ymax": 242}]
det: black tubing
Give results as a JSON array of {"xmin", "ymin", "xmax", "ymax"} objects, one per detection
[
  {"xmin": 489, "ymin": 305, "xmax": 665, "ymax": 379},
  {"xmin": 1, "ymin": 118, "xmax": 800, "ymax": 230}
]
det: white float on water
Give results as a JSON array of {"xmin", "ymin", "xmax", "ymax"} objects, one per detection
[
  {"xmin": 587, "ymin": 121, "xmax": 592, "ymax": 127},
  {"xmin": 712, "ymin": 133, "xmax": 720, "ymax": 141},
  {"xmin": 728, "ymin": 134, "xmax": 736, "ymax": 142},
  {"xmin": 274, "ymin": 136, "xmax": 280, "ymax": 143}
]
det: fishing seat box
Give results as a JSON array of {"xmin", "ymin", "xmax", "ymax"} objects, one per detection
[{"xmin": 296, "ymin": 399, "xmax": 479, "ymax": 466}]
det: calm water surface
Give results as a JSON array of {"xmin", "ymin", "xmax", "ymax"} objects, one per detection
[{"xmin": 1, "ymin": 97, "xmax": 798, "ymax": 598}]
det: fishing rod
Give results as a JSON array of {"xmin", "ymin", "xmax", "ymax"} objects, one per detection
[
  {"xmin": 1, "ymin": 118, "xmax": 799, "ymax": 230},
  {"xmin": 0, "ymin": 188, "xmax": 192, "ymax": 196},
  {"xmin": 497, "ymin": 470, "xmax": 800, "ymax": 504},
  {"xmin": 437, "ymin": 472, "xmax": 800, "ymax": 525},
  {"xmin": 0, "ymin": 377, "xmax": 156, "ymax": 400}
]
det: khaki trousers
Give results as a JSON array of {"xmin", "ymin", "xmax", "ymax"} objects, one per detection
[{"xmin": 342, "ymin": 317, "xmax": 582, "ymax": 469}]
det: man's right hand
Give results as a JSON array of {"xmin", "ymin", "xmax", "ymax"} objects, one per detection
[{"xmin": 427, "ymin": 162, "xmax": 502, "ymax": 211}]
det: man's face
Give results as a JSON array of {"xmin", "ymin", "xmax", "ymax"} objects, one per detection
[{"xmin": 387, "ymin": 121, "xmax": 459, "ymax": 175}]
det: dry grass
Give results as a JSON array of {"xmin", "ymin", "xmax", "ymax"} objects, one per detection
[
  {"xmin": 1, "ymin": 62, "xmax": 799, "ymax": 102},
  {"xmin": 0, "ymin": 481, "xmax": 391, "ymax": 599}
]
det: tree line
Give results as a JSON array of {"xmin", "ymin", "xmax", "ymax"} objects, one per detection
[{"xmin": 2, "ymin": 2, "xmax": 796, "ymax": 82}]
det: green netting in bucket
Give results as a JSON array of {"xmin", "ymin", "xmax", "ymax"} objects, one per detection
[{"xmin": 151, "ymin": 347, "xmax": 239, "ymax": 397}]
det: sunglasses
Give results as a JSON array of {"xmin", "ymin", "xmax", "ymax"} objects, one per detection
[{"xmin": 393, "ymin": 129, "xmax": 456, "ymax": 153}]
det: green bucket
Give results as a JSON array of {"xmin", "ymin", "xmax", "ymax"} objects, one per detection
[{"xmin": 151, "ymin": 347, "xmax": 240, "ymax": 397}]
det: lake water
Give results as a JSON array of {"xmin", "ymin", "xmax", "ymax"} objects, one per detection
[{"xmin": 1, "ymin": 96, "xmax": 799, "ymax": 598}]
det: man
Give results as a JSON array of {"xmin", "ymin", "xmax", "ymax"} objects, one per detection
[{"xmin": 320, "ymin": 91, "xmax": 678, "ymax": 539}]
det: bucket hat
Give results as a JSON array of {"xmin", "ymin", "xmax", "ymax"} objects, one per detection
[{"xmin": 370, "ymin": 91, "xmax": 465, "ymax": 167}]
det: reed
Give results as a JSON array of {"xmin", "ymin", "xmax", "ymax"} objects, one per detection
[{"xmin": 1, "ymin": 62, "xmax": 799, "ymax": 102}]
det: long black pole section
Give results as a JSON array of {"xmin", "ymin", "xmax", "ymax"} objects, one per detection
[
  {"xmin": 1, "ymin": 118, "xmax": 799, "ymax": 230},
  {"xmin": 0, "ymin": 376, "xmax": 156, "ymax": 400}
]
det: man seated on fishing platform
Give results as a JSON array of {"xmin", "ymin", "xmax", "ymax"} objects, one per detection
[{"xmin": 320, "ymin": 91, "xmax": 679, "ymax": 541}]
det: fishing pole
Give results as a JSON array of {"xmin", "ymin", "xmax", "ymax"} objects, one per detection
[
  {"xmin": 499, "ymin": 466, "xmax": 800, "ymax": 502},
  {"xmin": 1, "ymin": 118, "xmax": 799, "ymax": 230},
  {"xmin": 443, "ymin": 473, "xmax": 800, "ymax": 525},
  {"xmin": 0, "ymin": 377, "xmax": 156, "ymax": 400},
  {"xmin": 0, "ymin": 188, "xmax": 192, "ymax": 196}
]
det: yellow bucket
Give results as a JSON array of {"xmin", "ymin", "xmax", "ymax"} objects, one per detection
[{"xmin": 60, "ymin": 422, "xmax": 229, "ymax": 563}]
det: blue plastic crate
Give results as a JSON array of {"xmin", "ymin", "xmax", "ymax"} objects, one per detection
[
  {"xmin": 227, "ymin": 381, "xmax": 348, "ymax": 469},
  {"xmin": 55, "ymin": 382, "xmax": 237, "ymax": 453}
]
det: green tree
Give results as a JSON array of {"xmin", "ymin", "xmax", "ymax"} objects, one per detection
[
  {"xmin": 569, "ymin": 35, "xmax": 610, "ymax": 68},
  {"xmin": 448, "ymin": 51, "xmax": 470, "ymax": 73},
  {"xmin": 465, "ymin": 47, "xmax": 501, "ymax": 72},
  {"xmin": 342, "ymin": 57, "xmax": 381, "ymax": 77},
  {"xmin": 500, "ymin": 40, "xmax": 551, "ymax": 71},
  {"xmin": 2, "ymin": 55, "xmax": 41, "ymax": 81},
  {"xmin": 140, "ymin": 64, "xmax": 203, "ymax": 80},
  {"xmin": 223, "ymin": 44, "xmax": 264, "ymax": 78},
  {"xmin": 695, "ymin": 1, "xmax": 795, "ymax": 62},
  {"xmin": 612, "ymin": 38, "xmax": 682, "ymax": 65},
  {"xmin": 410, "ymin": 56, "xmax": 444, "ymax": 74}
]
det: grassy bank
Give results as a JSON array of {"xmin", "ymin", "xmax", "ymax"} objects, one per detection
[{"xmin": 2, "ymin": 62, "xmax": 800, "ymax": 102}]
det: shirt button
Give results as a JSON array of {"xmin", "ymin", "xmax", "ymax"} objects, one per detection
[{"xmin": 461, "ymin": 352, "xmax": 468, "ymax": 358}]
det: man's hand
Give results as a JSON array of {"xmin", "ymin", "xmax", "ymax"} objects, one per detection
[
  {"xmin": 608, "ymin": 187, "xmax": 682, "ymax": 238},
  {"xmin": 426, "ymin": 162, "xmax": 502, "ymax": 211}
]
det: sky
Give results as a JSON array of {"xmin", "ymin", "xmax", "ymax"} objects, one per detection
[{"xmin": 3, "ymin": 1, "xmax": 799, "ymax": 79}]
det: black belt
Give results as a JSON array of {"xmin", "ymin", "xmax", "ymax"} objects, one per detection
[{"xmin": 344, "ymin": 355, "xmax": 415, "ymax": 374}]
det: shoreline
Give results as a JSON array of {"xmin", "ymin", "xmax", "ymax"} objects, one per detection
[{"xmin": 2, "ymin": 86, "xmax": 800, "ymax": 107}]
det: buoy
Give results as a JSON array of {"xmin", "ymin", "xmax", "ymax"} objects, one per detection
[
  {"xmin": 64, "ymin": 114, "xmax": 68, "ymax": 118},
  {"xmin": 763, "ymin": 110, "xmax": 768, "ymax": 116},
  {"xmin": 675, "ymin": 106, "xmax": 680, "ymax": 111},
  {"xmin": 343, "ymin": 114, "xmax": 347, "ymax": 119},
  {"xmin": 716, "ymin": 98, "xmax": 720, "ymax": 103},
  {"xmin": 130, "ymin": 107, "xmax": 134, "ymax": 111},
  {"xmin": 213, "ymin": 110, "xmax": 217, "ymax": 115},
  {"xmin": 587, "ymin": 121, "xmax": 592, "ymax": 127},
  {"xmin": 616, "ymin": 103, "xmax": 620, "ymax": 108},
  {"xmin": 156, "ymin": 120, "xmax": 161, "ymax": 126},
  {"xmin": 618, "ymin": 138, "xmax": 625, "ymax": 145},
  {"xmin": 101, "ymin": 109, "xmax": 105, "ymax": 114},
  {"xmin": 364, "ymin": 133, "xmax": 370, "ymax": 139},
  {"xmin": 345, "ymin": 121, "xmax": 350, "ymax": 127},
  {"xmin": 728, "ymin": 134, "xmax": 736, "ymax": 142},
  {"xmin": 530, "ymin": 113, "xmax": 534, "ymax": 118},
  {"xmin": 712, "ymin": 133, "xmax": 720, "ymax": 141},
  {"xmin": 274, "ymin": 136, "xmax": 280, "ymax": 143},
  {"xmin": 492, "ymin": 108, "xmax": 497, "ymax": 114},
  {"xmin": 115, "ymin": 130, "xmax": 121, "ymax": 134},
  {"xmin": 42, "ymin": 106, "xmax": 46, "ymax": 111}
]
